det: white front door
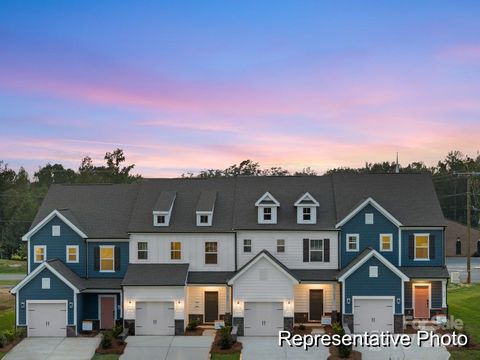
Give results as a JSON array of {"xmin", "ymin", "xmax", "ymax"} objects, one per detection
[
  {"xmin": 244, "ymin": 302, "xmax": 283, "ymax": 336},
  {"xmin": 28, "ymin": 302, "xmax": 67, "ymax": 337},
  {"xmin": 135, "ymin": 301, "xmax": 175, "ymax": 335},
  {"xmin": 353, "ymin": 298, "xmax": 394, "ymax": 333}
]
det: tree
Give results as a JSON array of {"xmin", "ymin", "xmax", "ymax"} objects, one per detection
[{"xmin": 34, "ymin": 164, "xmax": 76, "ymax": 187}]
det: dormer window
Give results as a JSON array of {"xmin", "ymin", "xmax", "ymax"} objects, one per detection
[
  {"xmin": 196, "ymin": 190, "xmax": 216, "ymax": 227},
  {"xmin": 152, "ymin": 191, "xmax": 176, "ymax": 227},
  {"xmin": 197, "ymin": 212, "xmax": 213, "ymax": 226},
  {"xmin": 156, "ymin": 215, "xmax": 166, "ymax": 225},
  {"xmin": 295, "ymin": 192, "xmax": 319, "ymax": 224},
  {"xmin": 255, "ymin": 192, "xmax": 280, "ymax": 224}
]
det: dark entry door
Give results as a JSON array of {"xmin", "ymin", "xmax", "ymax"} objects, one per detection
[
  {"xmin": 204, "ymin": 291, "xmax": 219, "ymax": 323},
  {"xmin": 309, "ymin": 289, "xmax": 323, "ymax": 321}
]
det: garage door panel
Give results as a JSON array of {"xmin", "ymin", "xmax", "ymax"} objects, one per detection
[
  {"xmin": 28, "ymin": 302, "xmax": 67, "ymax": 337},
  {"xmin": 353, "ymin": 298, "xmax": 394, "ymax": 334},
  {"xmin": 136, "ymin": 301, "xmax": 174, "ymax": 335},
  {"xmin": 244, "ymin": 302, "xmax": 283, "ymax": 336}
]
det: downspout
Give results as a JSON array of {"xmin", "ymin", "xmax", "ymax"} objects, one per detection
[
  {"xmin": 86, "ymin": 240, "xmax": 89, "ymax": 278},
  {"xmin": 234, "ymin": 232, "xmax": 237, "ymax": 271}
]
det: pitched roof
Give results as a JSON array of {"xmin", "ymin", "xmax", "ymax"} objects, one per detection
[
  {"xmin": 187, "ymin": 271, "xmax": 234, "ymax": 284},
  {"xmin": 47, "ymin": 259, "xmax": 86, "ymax": 290},
  {"xmin": 153, "ymin": 191, "xmax": 176, "ymax": 212},
  {"xmin": 399, "ymin": 266, "xmax": 450, "ymax": 279},
  {"xmin": 336, "ymin": 247, "xmax": 374, "ymax": 279},
  {"xmin": 83, "ymin": 278, "xmax": 123, "ymax": 290},
  {"xmin": 196, "ymin": 190, "xmax": 217, "ymax": 212},
  {"xmin": 122, "ymin": 263, "xmax": 189, "ymax": 286},
  {"xmin": 291, "ymin": 269, "xmax": 339, "ymax": 282}
]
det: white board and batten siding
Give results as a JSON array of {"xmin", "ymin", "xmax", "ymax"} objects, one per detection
[
  {"xmin": 294, "ymin": 284, "xmax": 340, "ymax": 314},
  {"xmin": 187, "ymin": 286, "xmax": 228, "ymax": 315},
  {"xmin": 129, "ymin": 233, "xmax": 235, "ymax": 271},
  {"xmin": 123, "ymin": 286, "xmax": 184, "ymax": 320},
  {"xmin": 237, "ymin": 231, "xmax": 339, "ymax": 269}
]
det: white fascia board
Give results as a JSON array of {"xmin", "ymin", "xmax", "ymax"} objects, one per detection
[
  {"xmin": 335, "ymin": 197, "xmax": 402, "ymax": 228},
  {"xmin": 294, "ymin": 192, "xmax": 319, "ymax": 207},
  {"xmin": 255, "ymin": 192, "xmax": 280, "ymax": 207},
  {"xmin": 22, "ymin": 209, "xmax": 87, "ymax": 241}
]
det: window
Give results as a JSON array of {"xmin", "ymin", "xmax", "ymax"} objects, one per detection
[
  {"xmin": 171, "ymin": 242, "xmax": 181, "ymax": 260},
  {"xmin": 34, "ymin": 245, "xmax": 46, "ymax": 263},
  {"xmin": 243, "ymin": 239, "xmax": 252, "ymax": 253},
  {"xmin": 277, "ymin": 239, "xmax": 285, "ymax": 253},
  {"xmin": 456, "ymin": 239, "xmax": 462, "ymax": 255},
  {"xmin": 41, "ymin": 278, "xmax": 50, "ymax": 289},
  {"xmin": 200, "ymin": 215, "xmax": 209, "ymax": 224},
  {"xmin": 66, "ymin": 245, "xmax": 79, "ymax": 263},
  {"xmin": 205, "ymin": 242, "xmax": 218, "ymax": 264},
  {"xmin": 196, "ymin": 212, "xmax": 213, "ymax": 226},
  {"xmin": 369, "ymin": 266, "xmax": 378, "ymax": 278},
  {"xmin": 415, "ymin": 234, "xmax": 429, "ymax": 260},
  {"xmin": 310, "ymin": 239, "xmax": 323, "ymax": 261},
  {"xmin": 346, "ymin": 234, "xmax": 359, "ymax": 252},
  {"xmin": 137, "ymin": 242, "xmax": 148, "ymax": 260},
  {"xmin": 380, "ymin": 234, "xmax": 393, "ymax": 251},
  {"xmin": 52, "ymin": 225, "xmax": 60, "ymax": 236},
  {"xmin": 157, "ymin": 215, "xmax": 166, "ymax": 224},
  {"xmin": 263, "ymin": 207, "xmax": 272, "ymax": 221},
  {"xmin": 302, "ymin": 207, "xmax": 311, "ymax": 221},
  {"xmin": 365, "ymin": 213, "xmax": 374, "ymax": 224},
  {"xmin": 100, "ymin": 246, "xmax": 115, "ymax": 272}
]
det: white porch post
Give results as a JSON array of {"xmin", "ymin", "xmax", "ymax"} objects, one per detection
[
  {"xmin": 332, "ymin": 283, "xmax": 337, "ymax": 312},
  {"xmin": 441, "ymin": 280, "xmax": 447, "ymax": 308},
  {"xmin": 226, "ymin": 286, "xmax": 231, "ymax": 313}
]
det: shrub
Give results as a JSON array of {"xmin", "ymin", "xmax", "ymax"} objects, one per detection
[
  {"xmin": 298, "ymin": 324, "xmax": 306, "ymax": 331},
  {"xmin": 112, "ymin": 324, "xmax": 123, "ymax": 338},
  {"xmin": 187, "ymin": 319, "xmax": 199, "ymax": 331},
  {"xmin": 3, "ymin": 329, "xmax": 15, "ymax": 343},
  {"xmin": 100, "ymin": 331, "xmax": 113, "ymax": 349},
  {"xmin": 15, "ymin": 327, "xmax": 26, "ymax": 339},
  {"xmin": 331, "ymin": 322, "xmax": 351, "ymax": 358},
  {"xmin": 218, "ymin": 326, "xmax": 233, "ymax": 350},
  {"xmin": 0, "ymin": 334, "xmax": 7, "ymax": 348}
]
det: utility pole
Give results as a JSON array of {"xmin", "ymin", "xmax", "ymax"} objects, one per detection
[{"xmin": 467, "ymin": 175, "xmax": 472, "ymax": 284}]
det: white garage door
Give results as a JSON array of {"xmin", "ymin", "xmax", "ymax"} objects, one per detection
[
  {"xmin": 135, "ymin": 301, "xmax": 174, "ymax": 335},
  {"xmin": 244, "ymin": 302, "xmax": 283, "ymax": 336},
  {"xmin": 353, "ymin": 298, "xmax": 394, "ymax": 333},
  {"xmin": 28, "ymin": 302, "xmax": 67, "ymax": 337}
]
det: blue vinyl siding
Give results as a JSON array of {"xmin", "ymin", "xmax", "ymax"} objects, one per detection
[
  {"xmin": 76, "ymin": 293, "xmax": 83, "ymax": 333},
  {"xmin": 340, "ymin": 204, "xmax": 399, "ymax": 267},
  {"xmin": 344, "ymin": 257, "xmax": 403, "ymax": 314},
  {"xmin": 30, "ymin": 216, "xmax": 86, "ymax": 276},
  {"xmin": 400, "ymin": 229, "xmax": 444, "ymax": 266},
  {"xmin": 18, "ymin": 268, "xmax": 75, "ymax": 325},
  {"xmin": 87, "ymin": 242, "xmax": 129, "ymax": 278},
  {"xmin": 404, "ymin": 282, "xmax": 413, "ymax": 308}
]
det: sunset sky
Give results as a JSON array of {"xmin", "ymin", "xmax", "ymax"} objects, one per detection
[{"xmin": 1, "ymin": 1, "xmax": 480, "ymax": 177}]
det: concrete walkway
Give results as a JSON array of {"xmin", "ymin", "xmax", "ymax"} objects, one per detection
[
  {"xmin": 120, "ymin": 335, "xmax": 214, "ymax": 360},
  {"xmin": 0, "ymin": 274, "xmax": 25, "ymax": 280},
  {"xmin": 242, "ymin": 337, "xmax": 330, "ymax": 360},
  {"xmin": 3, "ymin": 337, "xmax": 100, "ymax": 360}
]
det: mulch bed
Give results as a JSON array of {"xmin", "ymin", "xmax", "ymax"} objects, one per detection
[
  {"xmin": 328, "ymin": 346, "xmax": 362, "ymax": 360},
  {"xmin": 210, "ymin": 332, "xmax": 243, "ymax": 355},
  {"xmin": 293, "ymin": 326, "xmax": 313, "ymax": 335},
  {"xmin": 79, "ymin": 331, "xmax": 100, "ymax": 337},
  {"xmin": 185, "ymin": 328, "xmax": 204, "ymax": 336},
  {"xmin": 0, "ymin": 336, "xmax": 24, "ymax": 353},
  {"xmin": 95, "ymin": 339, "xmax": 126, "ymax": 355}
]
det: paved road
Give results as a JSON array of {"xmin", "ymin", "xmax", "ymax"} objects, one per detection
[
  {"xmin": 0, "ymin": 273, "xmax": 25, "ymax": 280},
  {"xmin": 446, "ymin": 257, "xmax": 480, "ymax": 283},
  {"xmin": 242, "ymin": 337, "xmax": 330, "ymax": 360}
]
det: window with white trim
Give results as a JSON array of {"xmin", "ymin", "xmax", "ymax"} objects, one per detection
[
  {"xmin": 66, "ymin": 245, "xmax": 79, "ymax": 263},
  {"xmin": 277, "ymin": 239, "xmax": 285, "ymax": 253},
  {"xmin": 52, "ymin": 225, "xmax": 60, "ymax": 236},
  {"xmin": 100, "ymin": 246, "xmax": 115, "ymax": 272},
  {"xmin": 346, "ymin": 234, "xmax": 359, "ymax": 251},
  {"xmin": 137, "ymin": 242, "xmax": 148, "ymax": 260},
  {"xmin": 156, "ymin": 215, "xmax": 166, "ymax": 224},
  {"xmin": 34, "ymin": 245, "xmax": 46, "ymax": 263},
  {"xmin": 380, "ymin": 234, "xmax": 393, "ymax": 251},
  {"xmin": 302, "ymin": 207, "xmax": 311, "ymax": 221},
  {"xmin": 415, "ymin": 234, "xmax": 429, "ymax": 260},
  {"xmin": 42, "ymin": 277, "xmax": 50, "ymax": 289},
  {"xmin": 243, "ymin": 239, "xmax": 252, "ymax": 253},
  {"xmin": 263, "ymin": 207, "xmax": 272, "ymax": 221},
  {"xmin": 171, "ymin": 242, "xmax": 181, "ymax": 260},
  {"xmin": 310, "ymin": 239, "xmax": 324, "ymax": 262},
  {"xmin": 205, "ymin": 242, "xmax": 218, "ymax": 264},
  {"xmin": 365, "ymin": 213, "xmax": 374, "ymax": 224},
  {"xmin": 369, "ymin": 266, "xmax": 378, "ymax": 278}
]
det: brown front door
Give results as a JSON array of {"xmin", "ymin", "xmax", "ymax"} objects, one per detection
[
  {"xmin": 414, "ymin": 286, "xmax": 430, "ymax": 318},
  {"xmin": 204, "ymin": 291, "xmax": 219, "ymax": 323},
  {"xmin": 100, "ymin": 296, "xmax": 115, "ymax": 329},
  {"xmin": 309, "ymin": 289, "xmax": 323, "ymax": 321}
]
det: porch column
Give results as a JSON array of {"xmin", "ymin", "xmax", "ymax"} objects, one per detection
[
  {"xmin": 332, "ymin": 283, "xmax": 337, "ymax": 311},
  {"xmin": 442, "ymin": 280, "xmax": 447, "ymax": 308}
]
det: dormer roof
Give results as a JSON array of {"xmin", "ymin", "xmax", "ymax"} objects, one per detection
[
  {"xmin": 196, "ymin": 190, "xmax": 217, "ymax": 212},
  {"xmin": 255, "ymin": 192, "xmax": 280, "ymax": 207},
  {"xmin": 153, "ymin": 191, "xmax": 176, "ymax": 213},
  {"xmin": 294, "ymin": 192, "xmax": 319, "ymax": 207}
]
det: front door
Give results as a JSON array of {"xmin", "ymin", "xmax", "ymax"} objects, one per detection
[
  {"xmin": 204, "ymin": 291, "xmax": 219, "ymax": 323},
  {"xmin": 100, "ymin": 296, "xmax": 115, "ymax": 329},
  {"xmin": 309, "ymin": 289, "xmax": 324, "ymax": 321},
  {"xmin": 414, "ymin": 285, "xmax": 430, "ymax": 318}
]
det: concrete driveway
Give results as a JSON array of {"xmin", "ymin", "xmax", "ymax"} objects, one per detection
[
  {"xmin": 120, "ymin": 335, "xmax": 214, "ymax": 360},
  {"xmin": 3, "ymin": 337, "xmax": 100, "ymax": 360},
  {"xmin": 242, "ymin": 337, "xmax": 330, "ymax": 360}
]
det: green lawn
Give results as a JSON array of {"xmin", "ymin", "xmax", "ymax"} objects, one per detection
[
  {"xmin": 210, "ymin": 353, "xmax": 241, "ymax": 360},
  {"xmin": 0, "ymin": 352, "xmax": 6, "ymax": 359},
  {"xmin": 449, "ymin": 350, "xmax": 480, "ymax": 360},
  {"xmin": 90, "ymin": 354, "xmax": 120, "ymax": 360},
  {"xmin": 0, "ymin": 288, "xmax": 16, "ymax": 333},
  {"xmin": 0, "ymin": 260, "xmax": 26, "ymax": 274}
]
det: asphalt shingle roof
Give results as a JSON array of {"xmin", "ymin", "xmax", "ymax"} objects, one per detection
[
  {"xmin": 187, "ymin": 271, "xmax": 235, "ymax": 284},
  {"xmin": 122, "ymin": 263, "xmax": 189, "ymax": 286},
  {"xmin": 153, "ymin": 191, "xmax": 176, "ymax": 212},
  {"xmin": 399, "ymin": 266, "xmax": 450, "ymax": 279},
  {"xmin": 196, "ymin": 190, "xmax": 217, "ymax": 212}
]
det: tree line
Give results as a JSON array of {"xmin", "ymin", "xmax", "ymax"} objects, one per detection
[{"xmin": 1, "ymin": 149, "xmax": 479, "ymax": 259}]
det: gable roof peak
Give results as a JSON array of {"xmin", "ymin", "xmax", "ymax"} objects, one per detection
[
  {"xmin": 294, "ymin": 192, "xmax": 319, "ymax": 207},
  {"xmin": 255, "ymin": 192, "xmax": 280, "ymax": 207}
]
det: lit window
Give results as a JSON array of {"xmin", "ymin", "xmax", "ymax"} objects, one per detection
[
  {"xmin": 66, "ymin": 245, "xmax": 79, "ymax": 263},
  {"xmin": 34, "ymin": 246, "xmax": 46, "ymax": 263},
  {"xmin": 365, "ymin": 213, "xmax": 374, "ymax": 224},
  {"xmin": 277, "ymin": 239, "xmax": 285, "ymax": 253},
  {"xmin": 243, "ymin": 239, "xmax": 252, "ymax": 253},
  {"xmin": 138, "ymin": 242, "xmax": 148, "ymax": 260},
  {"xmin": 415, "ymin": 234, "xmax": 429, "ymax": 260},
  {"xmin": 263, "ymin": 207, "xmax": 272, "ymax": 221},
  {"xmin": 42, "ymin": 278, "xmax": 50, "ymax": 289},
  {"xmin": 380, "ymin": 234, "xmax": 393, "ymax": 251},
  {"xmin": 171, "ymin": 242, "xmax": 181, "ymax": 260},
  {"xmin": 100, "ymin": 246, "xmax": 114, "ymax": 272},
  {"xmin": 310, "ymin": 239, "xmax": 324, "ymax": 262},
  {"xmin": 302, "ymin": 208, "xmax": 311, "ymax": 221},
  {"xmin": 346, "ymin": 234, "xmax": 359, "ymax": 251},
  {"xmin": 205, "ymin": 242, "xmax": 218, "ymax": 264},
  {"xmin": 52, "ymin": 225, "xmax": 60, "ymax": 236}
]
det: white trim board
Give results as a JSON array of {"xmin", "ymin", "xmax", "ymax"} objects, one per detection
[
  {"xmin": 294, "ymin": 192, "xmax": 319, "ymax": 207},
  {"xmin": 336, "ymin": 197, "xmax": 402, "ymax": 228},
  {"xmin": 412, "ymin": 283, "xmax": 431, "ymax": 319},
  {"xmin": 255, "ymin": 192, "xmax": 280, "ymax": 207},
  {"xmin": 22, "ymin": 209, "xmax": 87, "ymax": 241}
]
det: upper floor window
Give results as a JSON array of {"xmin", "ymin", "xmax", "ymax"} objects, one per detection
[
  {"xmin": 171, "ymin": 242, "xmax": 181, "ymax": 260},
  {"xmin": 295, "ymin": 192, "xmax": 319, "ymax": 224},
  {"xmin": 277, "ymin": 239, "xmax": 285, "ymax": 253},
  {"xmin": 66, "ymin": 245, "xmax": 79, "ymax": 263},
  {"xmin": 346, "ymin": 234, "xmax": 359, "ymax": 252},
  {"xmin": 380, "ymin": 234, "xmax": 393, "ymax": 252},
  {"xmin": 34, "ymin": 245, "xmax": 46, "ymax": 263},
  {"xmin": 302, "ymin": 208, "xmax": 311, "ymax": 221},
  {"xmin": 205, "ymin": 242, "xmax": 218, "ymax": 264},
  {"xmin": 263, "ymin": 207, "xmax": 272, "ymax": 221},
  {"xmin": 196, "ymin": 213, "xmax": 213, "ymax": 226},
  {"xmin": 100, "ymin": 246, "xmax": 115, "ymax": 272},
  {"xmin": 138, "ymin": 242, "xmax": 148, "ymax": 260},
  {"xmin": 256, "ymin": 192, "xmax": 280, "ymax": 224},
  {"xmin": 243, "ymin": 239, "xmax": 252, "ymax": 253},
  {"xmin": 156, "ymin": 215, "xmax": 166, "ymax": 225},
  {"xmin": 310, "ymin": 239, "xmax": 324, "ymax": 262},
  {"xmin": 52, "ymin": 225, "xmax": 60, "ymax": 236},
  {"xmin": 415, "ymin": 234, "xmax": 429, "ymax": 260},
  {"xmin": 365, "ymin": 213, "xmax": 374, "ymax": 224}
]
